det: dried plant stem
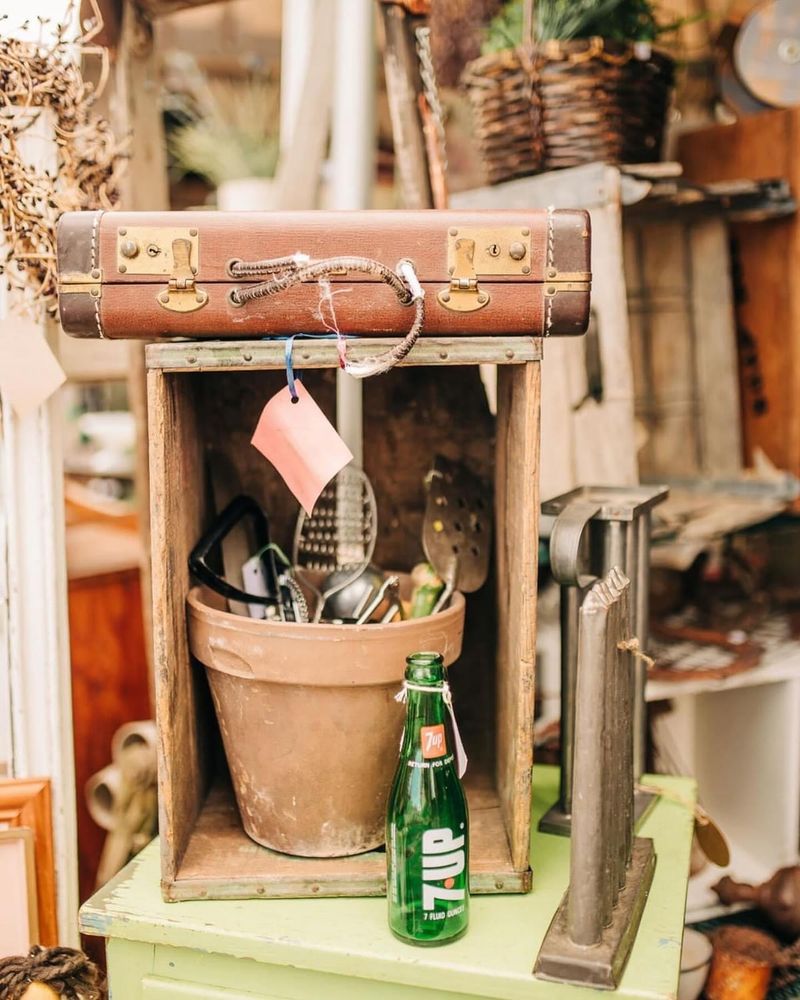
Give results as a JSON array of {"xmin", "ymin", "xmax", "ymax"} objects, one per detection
[{"xmin": 0, "ymin": 1, "xmax": 127, "ymax": 316}]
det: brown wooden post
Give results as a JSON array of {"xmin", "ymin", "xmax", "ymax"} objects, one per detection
[
  {"xmin": 111, "ymin": 0, "xmax": 170, "ymax": 689},
  {"xmin": 378, "ymin": 0, "xmax": 434, "ymax": 209}
]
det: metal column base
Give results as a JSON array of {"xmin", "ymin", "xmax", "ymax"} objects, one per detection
[
  {"xmin": 538, "ymin": 801, "xmax": 572, "ymax": 836},
  {"xmin": 538, "ymin": 788, "xmax": 658, "ymax": 837},
  {"xmin": 534, "ymin": 838, "xmax": 656, "ymax": 990}
]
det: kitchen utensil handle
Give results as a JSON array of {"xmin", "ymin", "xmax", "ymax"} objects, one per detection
[
  {"xmin": 381, "ymin": 602, "xmax": 402, "ymax": 624},
  {"xmin": 431, "ymin": 578, "xmax": 454, "ymax": 614},
  {"xmin": 356, "ymin": 576, "xmax": 399, "ymax": 625},
  {"xmin": 189, "ymin": 495, "xmax": 279, "ymax": 606}
]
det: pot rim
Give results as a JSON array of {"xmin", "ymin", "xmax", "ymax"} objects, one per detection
[{"xmin": 187, "ymin": 583, "xmax": 465, "ymax": 639}]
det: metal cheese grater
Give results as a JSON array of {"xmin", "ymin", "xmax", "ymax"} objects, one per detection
[{"xmin": 292, "ymin": 465, "xmax": 378, "ymax": 623}]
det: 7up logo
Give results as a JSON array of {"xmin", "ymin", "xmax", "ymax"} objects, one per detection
[{"xmin": 422, "ymin": 827, "xmax": 466, "ymax": 911}]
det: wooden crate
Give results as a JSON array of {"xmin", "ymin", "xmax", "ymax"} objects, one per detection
[{"xmin": 147, "ymin": 337, "xmax": 541, "ymax": 901}]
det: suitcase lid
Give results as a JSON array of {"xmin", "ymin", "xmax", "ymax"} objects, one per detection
[{"xmin": 58, "ymin": 208, "xmax": 590, "ymax": 286}]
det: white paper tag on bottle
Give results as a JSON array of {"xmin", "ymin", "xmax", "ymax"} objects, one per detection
[{"xmin": 241, "ymin": 554, "xmax": 268, "ymax": 619}]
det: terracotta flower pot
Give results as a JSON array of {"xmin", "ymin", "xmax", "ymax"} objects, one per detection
[
  {"xmin": 705, "ymin": 925, "xmax": 779, "ymax": 1000},
  {"xmin": 187, "ymin": 581, "xmax": 465, "ymax": 858}
]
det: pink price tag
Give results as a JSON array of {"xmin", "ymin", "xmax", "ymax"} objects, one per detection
[{"xmin": 251, "ymin": 381, "xmax": 353, "ymax": 514}]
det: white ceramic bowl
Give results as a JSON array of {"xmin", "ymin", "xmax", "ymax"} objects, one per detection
[{"xmin": 679, "ymin": 928, "xmax": 713, "ymax": 1000}]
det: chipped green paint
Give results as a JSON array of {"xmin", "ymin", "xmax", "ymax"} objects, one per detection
[{"xmin": 83, "ymin": 766, "xmax": 695, "ymax": 1000}]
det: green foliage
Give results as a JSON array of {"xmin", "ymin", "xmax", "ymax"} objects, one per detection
[
  {"xmin": 482, "ymin": 0, "xmax": 680, "ymax": 50},
  {"xmin": 169, "ymin": 76, "xmax": 280, "ymax": 186}
]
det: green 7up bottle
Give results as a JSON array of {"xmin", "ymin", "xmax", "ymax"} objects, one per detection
[{"xmin": 387, "ymin": 651, "xmax": 469, "ymax": 945}]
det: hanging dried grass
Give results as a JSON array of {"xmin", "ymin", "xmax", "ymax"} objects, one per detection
[{"xmin": 0, "ymin": 1, "xmax": 127, "ymax": 316}]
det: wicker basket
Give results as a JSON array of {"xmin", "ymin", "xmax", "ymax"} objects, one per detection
[{"xmin": 464, "ymin": 37, "xmax": 674, "ymax": 185}]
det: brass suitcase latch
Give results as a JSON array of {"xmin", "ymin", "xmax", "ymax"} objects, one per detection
[
  {"xmin": 158, "ymin": 238, "xmax": 208, "ymax": 313},
  {"xmin": 438, "ymin": 226, "xmax": 531, "ymax": 313},
  {"xmin": 59, "ymin": 270, "xmax": 102, "ymax": 297},
  {"xmin": 116, "ymin": 227, "xmax": 208, "ymax": 313}
]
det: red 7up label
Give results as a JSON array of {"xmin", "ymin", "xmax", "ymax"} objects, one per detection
[
  {"xmin": 421, "ymin": 724, "xmax": 446, "ymax": 758},
  {"xmin": 422, "ymin": 827, "xmax": 466, "ymax": 910}
]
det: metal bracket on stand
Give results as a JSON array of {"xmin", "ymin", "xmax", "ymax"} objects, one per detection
[{"xmin": 538, "ymin": 485, "xmax": 669, "ymax": 837}]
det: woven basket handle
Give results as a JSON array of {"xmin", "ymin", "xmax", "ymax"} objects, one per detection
[{"xmin": 523, "ymin": 0, "xmax": 535, "ymax": 49}]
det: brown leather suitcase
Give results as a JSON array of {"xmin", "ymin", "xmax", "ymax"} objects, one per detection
[{"xmin": 57, "ymin": 209, "xmax": 591, "ymax": 341}]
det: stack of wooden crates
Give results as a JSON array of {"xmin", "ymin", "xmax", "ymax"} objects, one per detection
[{"xmin": 146, "ymin": 336, "xmax": 542, "ymax": 900}]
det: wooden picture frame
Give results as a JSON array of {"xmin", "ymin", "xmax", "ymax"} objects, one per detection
[
  {"xmin": 0, "ymin": 828, "xmax": 39, "ymax": 957},
  {"xmin": 0, "ymin": 778, "xmax": 57, "ymax": 944}
]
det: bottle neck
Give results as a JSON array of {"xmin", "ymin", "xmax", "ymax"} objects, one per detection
[{"xmin": 399, "ymin": 683, "xmax": 450, "ymax": 759}]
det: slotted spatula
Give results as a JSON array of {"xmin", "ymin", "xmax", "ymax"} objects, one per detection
[{"xmin": 422, "ymin": 455, "xmax": 492, "ymax": 612}]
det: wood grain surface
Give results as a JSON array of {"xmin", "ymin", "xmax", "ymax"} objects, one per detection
[
  {"xmin": 149, "ymin": 368, "xmax": 211, "ymax": 881},
  {"xmin": 680, "ymin": 111, "xmax": 800, "ymax": 475},
  {"xmin": 495, "ymin": 363, "xmax": 539, "ymax": 870},
  {"xmin": 168, "ymin": 768, "xmax": 530, "ymax": 900},
  {"xmin": 147, "ymin": 337, "xmax": 543, "ymax": 372}
]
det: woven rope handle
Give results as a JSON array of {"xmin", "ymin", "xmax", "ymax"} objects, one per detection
[{"xmin": 227, "ymin": 254, "xmax": 425, "ymax": 379}]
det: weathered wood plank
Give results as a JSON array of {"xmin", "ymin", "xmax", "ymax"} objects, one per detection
[
  {"xmin": 148, "ymin": 369, "xmax": 209, "ymax": 881},
  {"xmin": 379, "ymin": 3, "xmax": 433, "ymax": 209},
  {"xmin": 166, "ymin": 775, "xmax": 530, "ymax": 899},
  {"xmin": 495, "ymin": 362, "xmax": 539, "ymax": 872},
  {"xmin": 689, "ymin": 215, "xmax": 742, "ymax": 475},
  {"xmin": 146, "ymin": 337, "xmax": 543, "ymax": 372},
  {"xmin": 680, "ymin": 112, "xmax": 797, "ymax": 474},
  {"xmin": 113, "ymin": 0, "xmax": 171, "ymax": 688},
  {"xmin": 451, "ymin": 162, "xmax": 654, "ymax": 213},
  {"xmin": 626, "ymin": 210, "xmax": 741, "ymax": 479}
]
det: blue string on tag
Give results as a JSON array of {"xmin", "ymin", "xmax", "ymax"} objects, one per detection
[
  {"xmin": 261, "ymin": 333, "xmax": 360, "ymax": 405},
  {"xmin": 284, "ymin": 336, "xmax": 302, "ymax": 403}
]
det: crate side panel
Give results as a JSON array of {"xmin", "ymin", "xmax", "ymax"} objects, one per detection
[
  {"xmin": 149, "ymin": 369, "xmax": 209, "ymax": 879},
  {"xmin": 495, "ymin": 362, "xmax": 539, "ymax": 871}
]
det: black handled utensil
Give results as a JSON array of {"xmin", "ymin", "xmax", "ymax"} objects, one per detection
[{"xmin": 189, "ymin": 495, "xmax": 307, "ymax": 621}]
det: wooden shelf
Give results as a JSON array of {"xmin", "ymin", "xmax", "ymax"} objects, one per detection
[
  {"xmin": 168, "ymin": 767, "xmax": 530, "ymax": 901},
  {"xmin": 647, "ymin": 618, "xmax": 800, "ymax": 702},
  {"xmin": 146, "ymin": 337, "xmax": 542, "ymax": 373}
]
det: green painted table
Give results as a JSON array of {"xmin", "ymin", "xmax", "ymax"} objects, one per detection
[{"xmin": 80, "ymin": 767, "xmax": 695, "ymax": 1000}]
